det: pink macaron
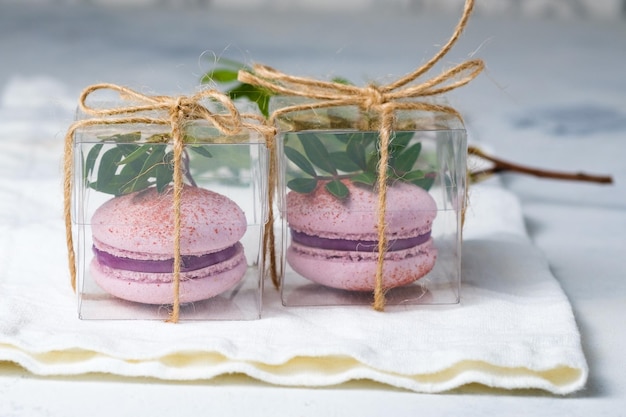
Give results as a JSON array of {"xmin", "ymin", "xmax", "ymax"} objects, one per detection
[
  {"xmin": 286, "ymin": 180, "xmax": 437, "ymax": 291},
  {"xmin": 90, "ymin": 185, "xmax": 247, "ymax": 304}
]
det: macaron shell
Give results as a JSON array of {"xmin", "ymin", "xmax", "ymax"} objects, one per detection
[
  {"xmin": 286, "ymin": 239, "xmax": 437, "ymax": 291},
  {"xmin": 91, "ymin": 185, "xmax": 246, "ymax": 256},
  {"xmin": 90, "ymin": 247, "xmax": 247, "ymax": 304},
  {"xmin": 286, "ymin": 181, "xmax": 437, "ymax": 240}
]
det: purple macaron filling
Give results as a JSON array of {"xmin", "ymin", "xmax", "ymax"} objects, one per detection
[
  {"xmin": 92, "ymin": 244, "xmax": 239, "ymax": 273},
  {"xmin": 290, "ymin": 230, "xmax": 431, "ymax": 252}
]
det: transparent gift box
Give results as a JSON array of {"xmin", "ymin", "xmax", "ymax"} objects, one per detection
[
  {"xmin": 72, "ymin": 117, "xmax": 268, "ymax": 320},
  {"xmin": 272, "ymin": 98, "xmax": 466, "ymax": 308}
]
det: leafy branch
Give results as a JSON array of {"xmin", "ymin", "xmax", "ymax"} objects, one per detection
[{"xmin": 284, "ymin": 131, "xmax": 436, "ymax": 199}]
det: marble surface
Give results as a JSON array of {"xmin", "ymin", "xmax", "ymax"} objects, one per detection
[{"xmin": 0, "ymin": 3, "xmax": 625, "ymax": 416}]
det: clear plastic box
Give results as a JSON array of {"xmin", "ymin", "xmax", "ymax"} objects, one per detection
[
  {"xmin": 273, "ymin": 99, "xmax": 466, "ymax": 308},
  {"xmin": 72, "ymin": 120, "xmax": 268, "ymax": 320}
]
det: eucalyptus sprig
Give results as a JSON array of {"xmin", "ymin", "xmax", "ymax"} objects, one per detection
[
  {"xmin": 84, "ymin": 132, "xmax": 213, "ymax": 196},
  {"xmin": 201, "ymin": 60, "xmax": 436, "ymax": 200}
]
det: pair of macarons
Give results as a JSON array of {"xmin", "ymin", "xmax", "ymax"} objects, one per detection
[{"xmin": 90, "ymin": 180, "xmax": 437, "ymax": 305}]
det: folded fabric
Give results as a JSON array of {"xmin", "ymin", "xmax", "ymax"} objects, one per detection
[
  {"xmin": 0, "ymin": 174, "xmax": 588, "ymax": 394},
  {"xmin": 0, "ymin": 76, "xmax": 587, "ymax": 394}
]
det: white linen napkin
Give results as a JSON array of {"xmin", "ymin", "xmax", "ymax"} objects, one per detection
[{"xmin": 0, "ymin": 77, "xmax": 588, "ymax": 394}]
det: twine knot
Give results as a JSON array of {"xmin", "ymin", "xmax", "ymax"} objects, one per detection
[
  {"xmin": 363, "ymin": 84, "xmax": 386, "ymax": 111},
  {"xmin": 171, "ymin": 95, "xmax": 189, "ymax": 116}
]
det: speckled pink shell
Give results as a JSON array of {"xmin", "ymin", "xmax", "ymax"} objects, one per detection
[
  {"xmin": 286, "ymin": 181, "xmax": 437, "ymax": 240},
  {"xmin": 286, "ymin": 181, "xmax": 438, "ymax": 291},
  {"xmin": 91, "ymin": 185, "xmax": 247, "ymax": 256}
]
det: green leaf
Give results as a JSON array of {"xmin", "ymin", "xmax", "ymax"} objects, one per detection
[
  {"xmin": 226, "ymin": 83, "xmax": 259, "ymax": 100},
  {"xmin": 144, "ymin": 146, "xmax": 168, "ymax": 171},
  {"xmin": 228, "ymin": 83, "xmax": 271, "ymax": 117},
  {"xmin": 345, "ymin": 135, "xmax": 368, "ymax": 171},
  {"xmin": 118, "ymin": 151, "xmax": 147, "ymax": 179},
  {"xmin": 90, "ymin": 176, "xmax": 131, "ymax": 196},
  {"xmin": 331, "ymin": 77, "xmax": 353, "ymax": 85},
  {"xmin": 393, "ymin": 142, "xmax": 422, "ymax": 173},
  {"xmin": 389, "ymin": 132, "xmax": 414, "ymax": 155},
  {"xmin": 329, "ymin": 151, "xmax": 361, "ymax": 173},
  {"xmin": 411, "ymin": 174, "xmax": 436, "ymax": 190},
  {"xmin": 155, "ymin": 151, "xmax": 174, "ymax": 193},
  {"xmin": 84, "ymin": 143, "xmax": 103, "ymax": 182},
  {"xmin": 299, "ymin": 133, "xmax": 337, "ymax": 175},
  {"xmin": 330, "ymin": 132, "xmax": 351, "ymax": 144},
  {"xmin": 351, "ymin": 171, "xmax": 377, "ymax": 187},
  {"xmin": 117, "ymin": 144, "xmax": 154, "ymax": 166},
  {"xmin": 123, "ymin": 146, "xmax": 168, "ymax": 194},
  {"xmin": 285, "ymin": 146, "xmax": 317, "ymax": 177},
  {"xmin": 287, "ymin": 177, "xmax": 318, "ymax": 194},
  {"xmin": 203, "ymin": 68, "xmax": 239, "ymax": 83},
  {"xmin": 401, "ymin": 169, "xmax": 426, "ymax": 181},
  {"xmin": 116, "ymin": 144, "xmax": 141, "ymax": 157},
  {"xmin": 325, "ymin": 179, "xmax": 349, "ymax": 199},
  {"xmin": 95, "ymin": 147, "xmax": 125, "ymax": 193},
  {"xmin": 188, "ymin": 145, "xmax": 213, "ymax": 158},
  {"xmin": 201, "ymin": 59, "xmax": 273, "ymax": 117},
  {"xmin": 120, "ymin": 176, "xmax": 151, "ymax": 195},
  {"xmin": 366, "ymin": 150, "xmax": 380, "ymax": 173},
  {"xmin": 201, "ymin": 58, "xmax": 248, "ymax": 84}
]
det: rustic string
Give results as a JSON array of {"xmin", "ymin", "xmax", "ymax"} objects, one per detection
[
  {"xmin": 265, "ymin": 140, "xmax": 280, "ymax": 288},
  {"xmin": 239, "ymin": 0, "xmax": 483, "ymax": 311},
  {"xmin": 63, "ymin": 83, "xmax": 275, "ymax": 323}
]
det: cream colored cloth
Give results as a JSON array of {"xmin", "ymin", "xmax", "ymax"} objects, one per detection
[{"xmin": 0, "ymin": 172, "xmax": 588, "ymax": 393}]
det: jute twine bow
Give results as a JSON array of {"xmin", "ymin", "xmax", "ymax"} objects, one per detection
[
  {"xmin": 63, "ymin": 83, "xmax": 276, "ymax": 323},
  {"xmin": 238, "ymin": 0, "xmax": 484, "ymax": 311}
]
